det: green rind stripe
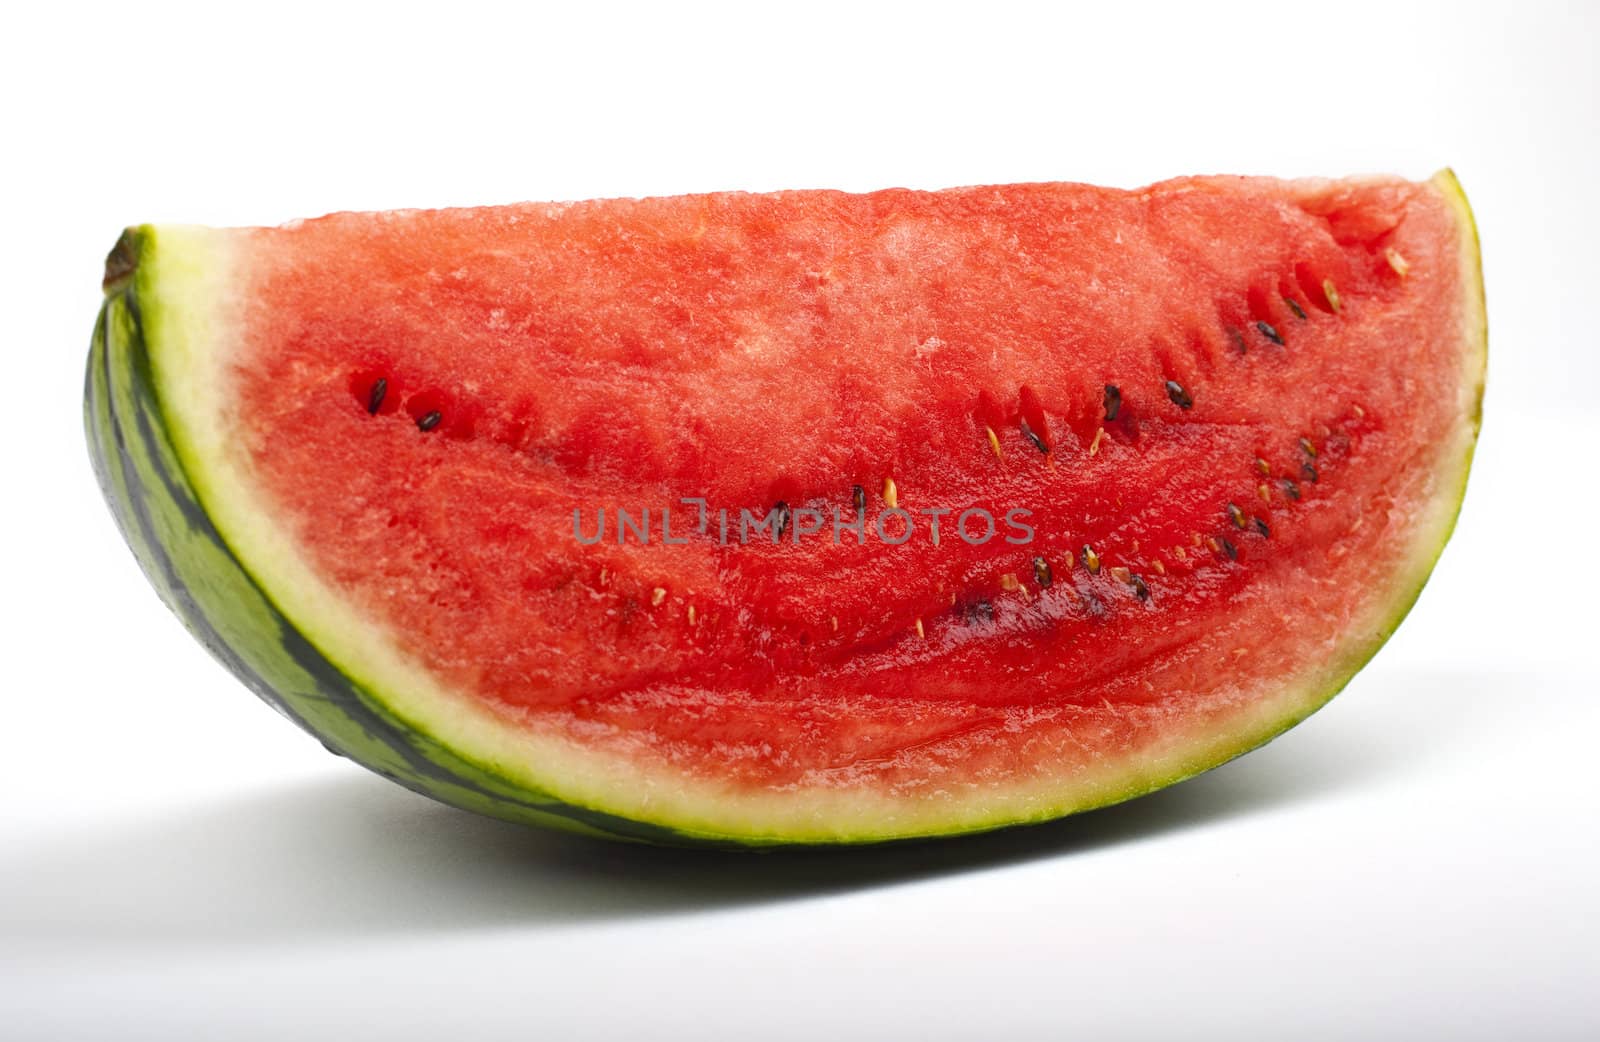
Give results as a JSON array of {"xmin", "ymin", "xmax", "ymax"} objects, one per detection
[{"xmin": 84, "ymin": 267, "xmax": 716, "ymax": 847}]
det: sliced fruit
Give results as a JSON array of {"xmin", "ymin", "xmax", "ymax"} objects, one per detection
[{"xmin": 85, "ymin": 170, "xmax": 1486, "ymax": 844}]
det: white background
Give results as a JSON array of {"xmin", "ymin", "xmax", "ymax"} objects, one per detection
[{"xmin": 3, "ymin": 2, "xmax": 1597, "ymax": 1039}]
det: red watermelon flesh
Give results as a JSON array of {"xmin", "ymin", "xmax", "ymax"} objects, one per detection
[{"xmin": 113, "ymin": 171, "xmax": 1483, "ymax": 841}]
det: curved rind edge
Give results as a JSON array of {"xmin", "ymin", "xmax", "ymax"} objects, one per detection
[
  {"xmin": 85, "ymin": 178, "xmax": 1486, "ymax": 846},
  {"xmin": 83, "ymin": 237, "xmax": 694, "ymax": 846}
]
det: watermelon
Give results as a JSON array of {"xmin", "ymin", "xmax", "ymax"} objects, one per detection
[{"xmin": 85, "ymin": 170, "xmax": 1485, "ymax": 845}]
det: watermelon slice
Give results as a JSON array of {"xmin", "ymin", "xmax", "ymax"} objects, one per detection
[{"xmin": 85, "ymin": 170, "xmax": 1485, "ymax": 845}]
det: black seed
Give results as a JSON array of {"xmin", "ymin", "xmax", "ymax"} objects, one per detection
[
  {"xmin": 1020, "ymin": 419, "xmax": 1049, "ymax": 454},
  {"xmin": 1130, "ymin": 574, "xmax": 1150, "ymax": 601},
  {"xmin": 366, "ymin": 378, "xmax": 387, "ymax": 415},
  {"xmin": 1284, "ymin": 297, "xmax": 1307, "ymax": 321},
  {"xmin": 1033, "ymin": 556, "xmax": 1053, "ymax": 588},
  {"xmin": 1165, "ymin": 380, "xmax": 1193, "ymax": 410},
  {"xmin": 774, "ymin": 501, "xmax": 791, "ymax": 538},
  {"xmin": 417, "ymin": 411, "xmax": 442, "ymax": 432},
  {"xmin": 1081, "ymin": 545, "xmax": 1101, "ymax": 574},
  {"xmin": 852, "ymin": 484, "xmax": 866, "ymax": 515},
  {"xmin": 1254, "ymin": 517, "xmax": 1270, "ymax": 538},
  {"xmin": 1282, "ymin": 478, "xmax": 1302, "ymax": 501},
  {"xmin": 1218, "ymin": 537, "xmax": 1238, "ymax": 561},
  {"xmin": 1256, "ymin": 320, "xmax": 1285, "ymax": 346},
  {"xmin": 1301, "ymin": 461, "xmax": 1320, "ymax": 483},
  {"xmin": 1226, "ymin": 502, "xmax": 1247, "ymax": 529},
  {"xmin": 1103, "ymin": 384, "xmax": 1122, "ymax": 422},
  {"xmin": 963, "ymin": 600, "xmax": 995, "ymax": 624},
  {"xmin": 1227, "ymin": 326, "xmax": 1248, "ymax": 354}
]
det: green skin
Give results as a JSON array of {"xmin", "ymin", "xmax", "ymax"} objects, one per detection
[{"xmin": 84, "ymin": 178, "xmax": 1485, "ymax": 847}]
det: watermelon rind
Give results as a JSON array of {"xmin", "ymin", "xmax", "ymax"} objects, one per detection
[{"xmin": 84, "ymin": 171, "xmax": 1486, "ymax": 846}]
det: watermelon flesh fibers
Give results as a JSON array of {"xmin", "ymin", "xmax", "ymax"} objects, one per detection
[{"xmin": 86, "ymin": 171, "xmax": 1485, "ymax": 843}]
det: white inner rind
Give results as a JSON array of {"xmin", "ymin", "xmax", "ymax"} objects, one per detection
[{"xmin": 140, "ymin": 174, "xmax": 1485, "ymax": 842}]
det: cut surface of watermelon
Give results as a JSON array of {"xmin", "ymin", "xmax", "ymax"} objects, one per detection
[{"xmin": 87, "ymin": 171, "xmax": 1484, "ymax": 843}]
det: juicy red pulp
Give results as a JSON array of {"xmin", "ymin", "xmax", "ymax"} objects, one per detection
[{"xmin": 230, "ymin": 177, "xmax": 1465, "ymax": 791}]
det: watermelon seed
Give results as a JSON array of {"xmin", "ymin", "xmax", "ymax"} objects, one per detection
[
  {"xmin": 417, "ymin": 411, "xmax": 442, "ymax": 432},
  {"xmin": 1302, "ymin": 461, "xmax": 1320, "ymax": 483},
  {"xmin": 1385, "ymin": 249, "xmax": 1409, "ymax": 277},
  {"xmin": 1173, "ymin": 546, "xmax": 1188, "ymax": 561},
  {"xmin": 1254, "ymin": 517, "xmax": 1271, "ymax": 538},
  {"xmin": 1228, "ymin": 327, "xmax": 1248, "ymax": 354},
  {"xmin": 852, "ymin": 484, "xmax": 866, "ymax": 515},
  {"xmin": 964, "ymin": 600, "xmax": 995, "ymax": 625},
  {"xmin": 1218, "ymin": 537, "xmax": 1238, "ymax": 561},
  {"xmin": 366, "ymin": 378, "xmax": 387, "ymax": 415},
  {"xmin": 883, "ymin": 477, "xmax": 899, "ymax": 509},
  {"xmin": 1284, "ymin": 297, "xmax": 1307, "ymax": 321},
  {"xmin": 1255, "ymin": 457, "xmax": 1271, "ymax": 477},
  {"xmin": 1258, "ymin": 483, "xmax": 1272, "ymax": 504},
  {"xmin": 1130, "ymin": 574, "xmax": 1150, "ymax": 601},
  {"xmin": 985, "ymin": 426, "xmax": 1004, "ymax": 460},
  {"xmin": 999, "ymin": 572, "xmax": 1021, "ymax": 592},
  {"xmin": 1081, "ymin": 545, "xmax": 1101, "ymax": 574},
  {"xmin": 774, "ymin": 501, "xmax": 792, "ymax": 538},
  {"xmin": 1322, "ymin": 278, "xmax": 1343, "ymax": 313},
  {"xmin": 1256, "ymin": 321, "xmax": 1285, "ymax": 346},
  {"xmin": 1103, "ymin": 384, "xmax": 1122, "ymax": 422},
  {"xmin": 1033, "ymin": 556, "xmax": 1053, "ymax": 587},
  {"xmin": 1164, "ymin": 380, "xmax": 1193, "ymax": 410},
  {"xmin": 650, "ymin": 587, "xmax": 667, "ymax": 607},
  {"xmin": 1227, "ymin": 502, "xmax": 1247, "ymax": 529},
  {"xmin": 1110, "ymin": 566, "xmax": 1131, "ymax": 584},
  {"xmin": 1299, "ymin": 436, "xmax": 1318, "ymax": 458},
  {"xmin": 688, "ymin": 605, "xmax": 697, "ymax": 625},
  {"xmin": 1282, "ymin": 477, "xmax": 1303, "ymax": 501},
  {"xmin": 1088, "ymin": 427, "xmax": 1105, "ymax": 457},
  {"xmin": 1020, "ymin": 419, "xmax": 1049, "ymax": 455},
  {"xmin": 831, "ymin": 615, "xmax": 839, "ymax": 632},
  {"xmin": 1152, "ymin": 560, "xmax": 1166, "ymax": 576},
  {"xmin": 914, "ymin": 618, "xmax": 926, "ymax": 640}
]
